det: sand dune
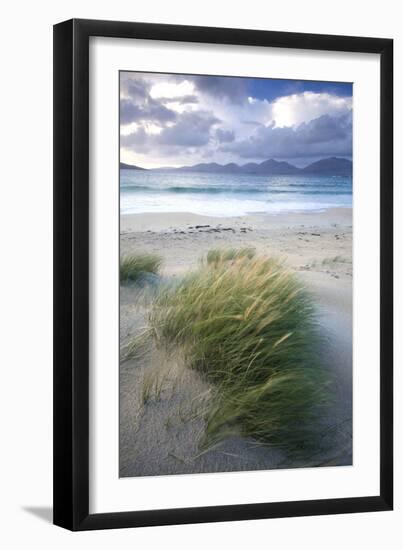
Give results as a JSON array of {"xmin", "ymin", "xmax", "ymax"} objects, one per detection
[{"xmin": 120, "ymin": 208, "xmax": 352, "ymax": 477}]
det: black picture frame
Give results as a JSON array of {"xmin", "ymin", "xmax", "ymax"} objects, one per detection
[{"xmin": 53, "ymin": 18, "xmax": 393, "ymax": 531}]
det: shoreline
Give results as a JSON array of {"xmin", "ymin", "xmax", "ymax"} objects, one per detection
[{"xmin": 120, "ymin": 207, "xmax": 352, "ymax": 233}]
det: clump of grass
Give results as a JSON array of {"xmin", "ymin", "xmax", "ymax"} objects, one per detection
[
  {"xmin": 150, "ymin": 252, "xmax": 328, "ymax": 455},
  {"xmin": 205, "ymin": 247, "xmax": 256, "ymax": 266},
  {"xmin": 140, "ymin": 366, "xmax": 169, "ymax": 405},
  {"xmin": 120, "ymin": 253, "xmax": 162, "ymax": 283}
]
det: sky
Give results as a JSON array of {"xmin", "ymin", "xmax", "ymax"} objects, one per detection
[{"xmin": 120, "ymin": 71, "xmax": 352, "ymax": 169}]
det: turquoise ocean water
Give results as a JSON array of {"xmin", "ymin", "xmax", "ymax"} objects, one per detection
[{"xmin": 120, "ymin": 169, "xmax": 352, "ymax": 217}]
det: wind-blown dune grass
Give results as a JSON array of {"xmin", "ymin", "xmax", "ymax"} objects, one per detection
[
  {"xmin": 205, "ymin": 247, "xmax": 256, "ymax": 266},
  {"xmin": 149, "ymin": 251, "xmax": 329, "ymax": 455},
  {"xmin": 120, "ymin": 253, "xmax": 162, "ymax": 283}
]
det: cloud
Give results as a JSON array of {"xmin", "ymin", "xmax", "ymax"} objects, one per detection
[
  {"xmin": 215, "ymin": 128, "xmax": 235, "ymax": 143},
  {"xmin": 121, "ymin": 110, "xmax": 220, "ymax": 151},
  {"xmin": 150, "ymin": 79, "xmax": 195, "ymax": 99},
  {"xmin": 120, "ymin": 73, "xmax": 353, "ymax": 167},
  {"xmin": 121, "ymin": 127, "xmax": 150, "ymax": 152},
  {"xmin": 220, "ymin": 111, "xmax": 352, "ymax": 160},
  {"xmin": 158, "ymin": 94, "xmax": 199, "ymax": 105},
  {"xmin": 189, "ymin": 75, "xmax": 248, "ymax": 103},
  {"xmin": 157, "ymin": 111, "xmax": 220, "ymax": 146},
  {"xmin": 120, "ymin": 97, "xmax": 177, "ymax": 126},
  {"xmin": 120, "ymin": 75, "xmax": 179, "ymax": 125},
  {"xmin": 271, "ymin": 91, "xmax": 352, "ymax": 127},
  {"xmin": 242, "ymin": 119, "xmax": 264, "ymax": 127},
  {"xmin": 124, "ymin": 78, "xmax": 150, "ymax": 101}
]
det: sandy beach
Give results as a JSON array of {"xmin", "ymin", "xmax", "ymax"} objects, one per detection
[{"xmin": 119, "ymin": 208, "xmax": 352, "ymax": 477}]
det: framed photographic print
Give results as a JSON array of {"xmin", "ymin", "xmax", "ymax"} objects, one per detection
[{"xmin": 53, "ymin": 19, "xmax": 393, "ymax": 530}]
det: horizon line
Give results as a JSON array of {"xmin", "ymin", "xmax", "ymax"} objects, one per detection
[{"xmin": 120, "ymin": 156, "xmax": 352, "ymax": 171}]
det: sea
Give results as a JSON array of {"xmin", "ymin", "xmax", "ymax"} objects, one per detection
[{"xmin": 120, "ymin": 169, "xmax": 352, "ymax": 217}]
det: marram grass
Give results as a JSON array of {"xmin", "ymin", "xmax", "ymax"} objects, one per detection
[
  {"xmin": 205, "ymin": 247, "xmax": 256, "ymax": 266},
  {"xmin": 150, "ymin": 251, "xmax": 329, "ymax": 455},
  {"xmin": 120, "ymin": 253, "xmax": 162, "ymax": 283}
]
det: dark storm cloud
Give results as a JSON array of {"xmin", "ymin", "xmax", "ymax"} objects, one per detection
[
  {"xmin": 157, "ymin": 111, "xmax": 220, "ymax": 147},
  {"xmin": 299, "ymin": 112, "xmax": 349, "ymax": 144},
  {"xmin": 124, "ymin": 78, "xmax": 150, "ymax": 101},
  {"xmin": 215, "ymin": 128, "xmax": 235, "ymax": 143},
  {"xmin": 120, "ymin": 76, "xmax": 178, "ymax": 126},
  {"xmin": 221, "ymin": 112, "xmax": 352, "ymax": 160},
  {"xmin": 121, "ymin": 110, "xmax": 220, "ymax": 151},
  {"xmin": 120, "ymin": 98, "xmax": 177, "ymax": 125},
  {"xmin": 189, "ymin": 75, "xmax": 248, "ymax": 103}
]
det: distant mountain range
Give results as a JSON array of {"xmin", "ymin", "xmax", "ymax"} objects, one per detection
[
  {"xmin": 299, "ymin": 157, "xmax": 352, "ymax": 175},
  {"xmin": 120, "ymin": 157, "xmax": 352, "ymax": 176},
  {"xmin": 119, "ymin": 162, "xmax": 146, "ymax": 170}
]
